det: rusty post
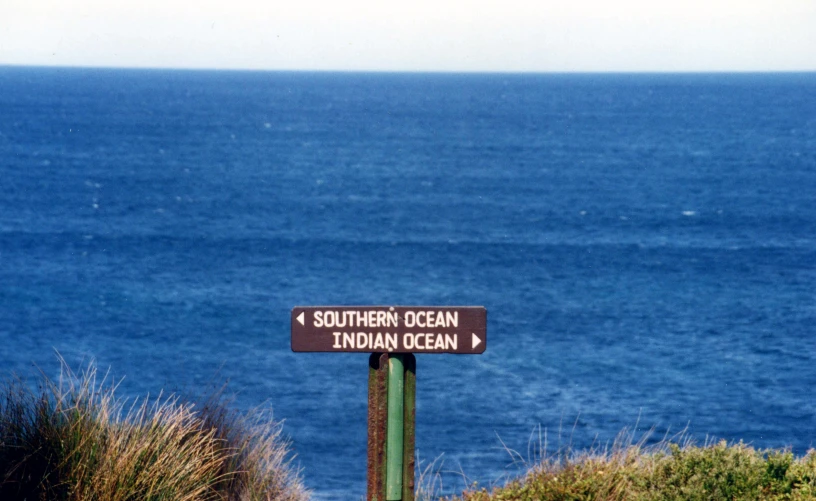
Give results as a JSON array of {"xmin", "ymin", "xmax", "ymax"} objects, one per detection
[
  {"xmin": 402, "ymin": 353, "xmax": 416, "ymax": 501},
  {"xmin": 368, "ymin": 353, "xmax": 389, "ymax": 501}
]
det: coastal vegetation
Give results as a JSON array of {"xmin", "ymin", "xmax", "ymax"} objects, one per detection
[
  {"xmin": 0, "ymin": 362, "xmax": 307, "ymax": 501},
  {"xmin": 3, "ymin": 361, "xmax": 815, "ymax": 501},
  {"xmin": 439, "ymin": 431, "xmax": 816, "ymax": 501}
]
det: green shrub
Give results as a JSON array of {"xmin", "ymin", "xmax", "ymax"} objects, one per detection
[{"xmin": 446, "ymin": 435, "xmax": 816, "ymax": 501}]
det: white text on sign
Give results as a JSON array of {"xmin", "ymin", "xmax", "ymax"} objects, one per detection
[
  {"xmin": 313, "ymin": 309, "xmax": 459, "ymax": 329},
  {"xmin": 331, "ymin": 332, "xmax": 459, "ymax": 352}
]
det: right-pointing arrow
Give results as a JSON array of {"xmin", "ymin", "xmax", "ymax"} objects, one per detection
[{"xmin": 472, "ymin": 333, "xmax": 482, "ymax": 349}]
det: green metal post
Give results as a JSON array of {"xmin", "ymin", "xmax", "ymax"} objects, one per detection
[{"xmin": 386, "ymin": 354, "xmax": 405, "ymax": 500}]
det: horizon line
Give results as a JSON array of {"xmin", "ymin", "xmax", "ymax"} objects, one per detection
[{"xmin": 2, "ymin": 63, "xmax": 816, "ymax": 75}]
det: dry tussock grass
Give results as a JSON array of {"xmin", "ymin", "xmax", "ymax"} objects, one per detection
[{"xmin": 0, "ymin": 360, "xmax": 309, "ymax": 501}]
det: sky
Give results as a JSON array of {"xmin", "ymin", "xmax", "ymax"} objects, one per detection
[{"xmin": 1, "ymin": 0, "xmax": 815, "ymax": 72}]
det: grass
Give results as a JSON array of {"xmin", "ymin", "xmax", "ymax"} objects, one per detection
[
  {"xmin": 0, "ymin": 361, "xmax": 309, "ymax": 501},
  {"xmin": 5, "ymin": 362, "xmax": 815, "ymax": 501},
  {"xmin": 438, "ymin": 429, "xmax": 816, "ymax": 501}
]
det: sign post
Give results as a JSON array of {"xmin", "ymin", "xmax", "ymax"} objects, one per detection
[
  {"xmin": 386, "ymin": 354, "xmax": 405, "ymax": 499},
  {"xmin": 292, "ymin": 306, "xmax": 487, "ymax": 501}
]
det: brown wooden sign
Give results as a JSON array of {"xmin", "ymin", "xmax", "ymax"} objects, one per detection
[{"xmin": 291, "ymin": 306, "xmax": 486, "ymax": 354}]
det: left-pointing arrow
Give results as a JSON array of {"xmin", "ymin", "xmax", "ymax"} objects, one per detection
[{"xmin": 296, "ymin": 312, "xmax": 305, "ymax": 326}]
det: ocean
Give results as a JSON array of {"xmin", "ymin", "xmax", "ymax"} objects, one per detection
[{"xmin": 1, "ymin": 67, "xmax": 814, "ymax": 499}]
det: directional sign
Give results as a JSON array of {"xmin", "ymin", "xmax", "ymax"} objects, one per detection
[{"xmin": 291, "ymin": 306, "xmax": 487, "ymax": 354}]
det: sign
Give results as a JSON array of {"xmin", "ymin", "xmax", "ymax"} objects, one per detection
[{"xmin": 291, "ymin": 306, "xmax": 486, "ymax": 354}]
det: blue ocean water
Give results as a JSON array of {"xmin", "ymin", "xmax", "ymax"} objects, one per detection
[{"xmin": 1, "ymin": 67, "xmax": 815, "ymax": 499}]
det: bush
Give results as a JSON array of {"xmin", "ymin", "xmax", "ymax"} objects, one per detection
[
  {"xmin": 446, "ymin": 433, "xmax": 816, "ymax": 501},
  {"xmin": 0, "ymin": 362, "xmax": 309, "ymax": 501}
]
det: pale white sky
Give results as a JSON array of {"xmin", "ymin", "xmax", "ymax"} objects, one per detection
[{"xmin": 1, "ymin": 0, "xmax": 815, "ymax": 72}]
